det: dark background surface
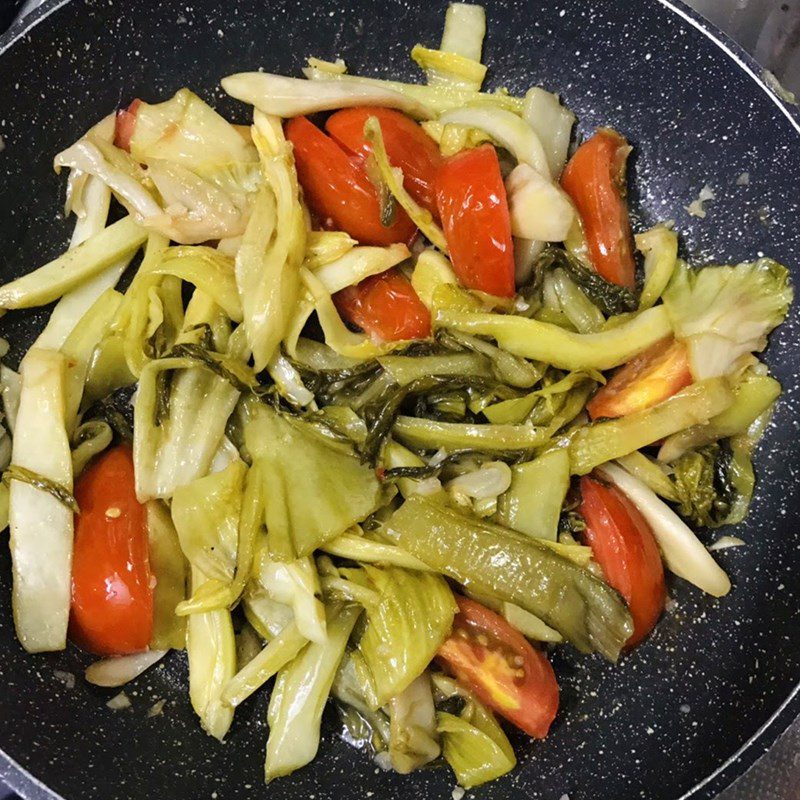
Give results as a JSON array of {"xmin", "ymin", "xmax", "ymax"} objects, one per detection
[{"xmin": 0, "ymin": 1, "xmax": 798, "ymax": 799}]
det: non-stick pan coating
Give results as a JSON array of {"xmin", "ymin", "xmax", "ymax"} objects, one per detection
[{"xmin": 0, "ymin": 1, "xmax": 798, "ymax": 798}]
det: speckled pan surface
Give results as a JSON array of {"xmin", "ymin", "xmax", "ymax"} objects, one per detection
[{"xmin": 0, "ymin": 1, "xmax": 798, "ymax": 799}]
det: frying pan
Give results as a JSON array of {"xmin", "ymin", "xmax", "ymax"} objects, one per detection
[{"xmin": 0, "ymin": 1, "xmax": 798, "ymax": 798}]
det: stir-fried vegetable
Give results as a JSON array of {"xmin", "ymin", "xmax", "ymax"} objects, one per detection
[
  {"xmin": 0, "ymin": 2, "xmax": 790, "ymax": 790},
  {"xmin": 386, "ymin": 497, "xmax": 633, "ymax": 660}
]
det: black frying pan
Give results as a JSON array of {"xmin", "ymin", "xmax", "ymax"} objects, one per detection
[{"xmin": 0, "ymin": 1, "xmax": 798, "ymax": 798}]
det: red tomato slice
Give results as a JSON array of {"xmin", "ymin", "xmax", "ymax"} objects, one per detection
[
  {"xmin": 285, "ymin": 116, "xmax": 416, "ymax": 247},
  {"xmin": 113, "ymin": 99, "xmax": 142, "ymax": 152},
  {"xmin": 70, "ymin": 445, "xmax": 153, "ymax": 656},
  {"xmin": 560, "ymin": 128, "xmax": 636, "ymax": 289},
  {"xmin": 587, "ymin": 337, "xmax": 692, "ymax": 420},
  {"xmin": 437, "ymin": 596, "xmax": 559, "ymax": 738},
  {"xmin": 326, "ymin": 107, "xmax": 443, "ymax": 216},
  {"xmin": 435, "ymin": 145, "xmax": 515, "ymax": 297},
  {"xmin": 334, "ymin": 267, "xmax": 431, "ymax": 342},
  {"xmin": 580, "ymin": 475, "xmax": 665, "ymax": 649}
]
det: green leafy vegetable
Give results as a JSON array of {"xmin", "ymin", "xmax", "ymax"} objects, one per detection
[
  {"xmin": 146, "ymin": 500, "xmax": 188, "ymax": 650},
  {"xmin": 358, "ymin": 566, "xmax": 457, "ymax": 706},
  {"xmin": 8, "ymin": 349, "xmax": 74, "ymax": 653},
  {"xmin": 436, "ymin": 305, "xmax": 670, "ymax": 371},
  {"xmin": 388, "ymin": 672, "xmax": 441, "ymax": 773},
  {"xmin": 221, "ymin": 621, "xmax": 307, "ymax": 708},
  {"xmin": 0, "ymin": 216, "xmax": 145, "ymax": 310},
  {"xmin": 663, "ymin": 258, "xmax": 793, "ymax": 379},
  {"xmin": 496, "ymin": 449, "xmax": 570, "ymax": 540},
  {"xmin": 385, "ymin": 497, "xmax": 633, "ymax": 660},
  {"xmin": 438, "ymin": 699, "xmax": 516, "ymax": 788},
  {"xmin": 527, "ymin": 246, "xmax": 636, "ymax": 316},
  {"xmin": 636, "ymin": 225, "xmax": 678, "ymax": 310},
  {"xmin": 70, "ymin": 420, "xmax": 113, "ymax": 477},
  {"xmin": 236, "ymin": 111, "xmax": 307, "ymax": 371},
  {"xmin": 265, "ymin": 604, "xmax": 361, "ymax": 780},
  {"xmin": 567, "ymin": 379, "xmax": 734, "ymax": 475},
  {"xmin": 243, "ymin": 401, "xmax": 382, "ymax": 558}
]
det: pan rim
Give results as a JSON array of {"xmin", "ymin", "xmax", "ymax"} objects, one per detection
[{"xmin": 0, "ymin": 0, "xmax": 798, "ymax": 798}]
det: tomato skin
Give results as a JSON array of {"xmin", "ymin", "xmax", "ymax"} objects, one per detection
[
  {"xmin": 114, "ymin": 99, "xmax": 142, "ymax": 152},
  {"xmin": 326, "ymin": 107, "xmax": 443, "ymax": 215},
  {"xmin": 285, "ymin": 116, "xmax": 416, "ymax": 247},
  {"xmin": 437, "ymin": 596, "xmax": 559, "ymax": 739},
  {"xmin": 435, "ymin": 145, "xmax": 516, "ymax": 298},
  {"xmin": 587, "ymin": 337, "xmax": 692, "ymax": 420},
  {"xmin": 560, "ymin": 128, "xmax": 636, "ymax": 289},
  {"xmin": 334, "ymin": 267, "xmax": 431, "ymax": 342},
  {"xmin": 70, "ymin": 445, "xmax": 153, "ymax": 656},
  {"xmin": 579, "ymin": 475, "xmax": 665, "ymax": 649}
]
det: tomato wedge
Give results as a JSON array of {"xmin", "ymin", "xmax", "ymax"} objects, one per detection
[
  {"xmin": 334, "ymin": 267, "xmax": 431, "ymax": 342},
  {"xmin": 579, "ymin": 475, "xmax": 665, "ymax": 649},
  {"xmin": 285, "ymin": 116, "xmax": 416, "ymax": 247},
  {"xmin": 326, "ymin": 107, "xmax": 443, "ymax": 215},
  {"xmin": 437, "ymin": 596, "xmax": 559, "ymax": 738},
  {"xmin": 560, "ymin": 128, "xmax": 636, "ymax": 289},
  {"xmin": 587, "ymin": 337, "xmax": 692, "ymax": 420},
  {"xmin": 70, "ymin": 445, "xmax": 153, "ymax": 656},
  {"xmin": 435, "ymin": 144, "xmax": 516, "ymax": 298},
  {"xmin": 114, "ymin": 98, "xmax": 142, "ymax": 152}
]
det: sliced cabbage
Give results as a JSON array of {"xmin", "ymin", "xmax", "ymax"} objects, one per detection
[
  {"xmin": 505, "ymin": 164, "xmax": 575, "ymax": 241},
  {"xmin": 85, "ymin": 650, "xmax": 168, "ymax": 688},
  {"xmin": 146, "ymin": 500, "xmax": 187, "ymax": 650},
  {"xmin": 128, "ymin": 87, "xmax": 257, "ymax": 168},
  {"xmin": 171, "ymin": 461, "xmax": 246, "ymax": 585},
  {"xmin": 0, "ymin": 216, "xmax": 145, "ymax": 310},
  {"xmin": 59, "ymin": 288, "xmax": 123, "ymax": 431},
  {"xmin": 435, "ymin": 305, "xmax": 672, "ymax": 371},
  {"xmin": 496, "ymin": 449, "xmax": 570, "ymax": 541},
  {"xmin": 251, "ymin": 545, "xmax": 327, "ymax": 643},
  {"xmin": 598, "ymin": 463, "xmax": 730, "ymax": 597},
  {"xmin": 221, "ymin": 621, "xmax": 307, "ymax": 708},
  {"xmin": 636, "ymin": 224, "xmax": 678, "ymax": 310},
  {"xmin": 437, "ymin": 107, "xmax": 551, "ymax": 178},
  {"xmin": 186, "ymin": 565, "xmax": 236, "ymax": 740},
  {"xmin": 303, "ymin": 230, "xmax": 357, "ymax": 270},
  {"xmin": 357, "ymin": 566, "xmax": 456, "ymax": 707},
  {"xmin": 321, "ymin": 530, "xmax": 432, "ymax": 572},
  {"xmin": 301, "ymin": 67, "xmax": 525, "ymax": 117},
  {"xmin": 70, "ymin": 420, "xmax": 113, "ymax": 477},
  {"xmin": 151, "ymin": 246, "xmax": 243, "ymax": 322},
  {"xmin": 438, "ymin": 699, "xmax": 516, "ymax": 788},
  {"xmin": 522, "ymin": 87, "xmax": 575, "ymax": 178},
  {"xmin": 388, "ymin": 672, "xmax": 441, "ymax": 773},
  {"xmin": 222, "ymin": 72, "xmax": 433, "ymax": 118},
  {"xmin": 386, "ymin": 496, "xmax": 633, "ymax": 660},
  {"xmin": 133, "ymin": 354, "xmax": 241, "ymax": 501},
  {"xmin": 411, "ymin": 46, "xmax": 486, "ymax": 92},
  {"xmin": 663, "ymin": 259, "xmax": 793, "ymax": 379},
  {"xmin": 8, "ymin": 349, "xmax": 73, "ymax": 652},
  {"xmin": 568, "ymin": 379, "xmax": 734, "ymax": 475},
  {"xmin": 411, "ymin": 249, "xmax": 459, "ymax": 309},
  {"xmin": 235, "ymin": 111, "xmax": 306, "ymax": 371},
  {"xmin": 265, "ymin": 604, "xmax": 360, "ymax": 780},
  {"xmin": 242, "ymin": 400, "xmax": 382, "ymax": 558}
]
